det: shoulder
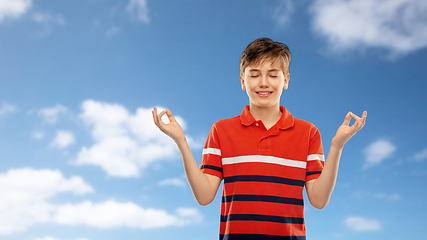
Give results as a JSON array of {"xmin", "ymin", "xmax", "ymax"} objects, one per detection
[
  {"xmin": 212, "ymin": 115, "xmax": 240, "ymax": 130},
  {"xmin": 293, "ymin": 117, "xmax": 317, "ymax": 129},
  {"xmin": 205, "ymin": 116, "xmax": 241, "ymax": 140},
  {"xmin": 207, "ymin": 114, "xmax": 242, "ymax": 137},
  {"xmin": 292, "ymin": 117, "xmax": 320, "ymax": 136}
]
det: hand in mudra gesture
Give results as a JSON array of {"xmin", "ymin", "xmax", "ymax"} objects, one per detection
[
  {"xmin": 152, "ymin": 107, "xmax": 186, "ymax": 143},
  {"xmin": 332, "ymin": 111, "xmax": 367, "ymax": 148}
]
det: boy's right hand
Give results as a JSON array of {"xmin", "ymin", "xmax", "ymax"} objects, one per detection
[{"xmin": 152, "ymin": 107, "xmax": 186, "ymax": 143}]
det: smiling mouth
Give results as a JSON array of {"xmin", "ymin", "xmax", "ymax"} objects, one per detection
[{"xmin": 256, "ymin": 91, "xmax": 273, "ymax": 97}]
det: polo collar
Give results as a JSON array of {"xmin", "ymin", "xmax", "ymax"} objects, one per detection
[{"xmin": 240, "ymin": 105, "xmax": 294, "ymax": 130}]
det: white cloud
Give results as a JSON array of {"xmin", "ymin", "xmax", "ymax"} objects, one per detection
[
  {"xmin": 0, "ymin": 0, "xmax": 32, "ymax": 22},
  {"xmin": 38, "ymin": 105, "xmax": 68, "ymax": 124},
  {"xmin": 34, "ymin": 237, "xmax": 61, "ymax": 240},
  {"xmin": 127, "ymin": 0, "xmax": 149, "ymax": 23},
  {"xmin": 32, "ymin": 12, "xmax": 65, "ymax": 25},
  {"xmin": 50, "ymin": 130, "xmax": 75, "ymax": 149},
  {"xmin": 175, "ymin": 207, "xmax": 204, "ymax": 225},
  {"xmin": 0, "ymin": 168, "xmax": 93, "ymax": 235},
  {"xmin": 0, "ymin": 168, "xmax": 202, "ymax": 235},
  {"xmin": 414, "ymin": 148, "xmax": 427, "ymax": 161},
  {"xmin": 0, "ymin": 102, "xmax": 17, "ymax": 115},
  {"xmin": 159, "ymin": 178, "xmax": 186, "ymax": 187},
  {"xmin": 344, "ymin": 216, "xmax": 381, "ymax": 231},
  {"xmin": 363, "ymin": 139, "xmax": 396, "ymax": 168},
  {"xmin": 75, "ymin": 100, "xmax": 199, "ymax": 177},
  {"xmin": 353, "ymin": 190, "xmax": 401, "ymax": 201},
  {"xmin": 272, "ymin": 0, "xmax": 295, "ymax": 26},
  {"xmin": 53, "ymin": 201, "xmax": 202, "ymax": 229},
  {"xmin": 34, "ymin": 237, "xmax": 90, "ymax": 240},
  {"xmin": 310, "ymin": 0, "xmax": 427, "ymax": 56}
]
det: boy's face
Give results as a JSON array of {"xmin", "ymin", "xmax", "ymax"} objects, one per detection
[{"xmin": 240, "ymin": 58, "xmax": 289, "ymax": 110}]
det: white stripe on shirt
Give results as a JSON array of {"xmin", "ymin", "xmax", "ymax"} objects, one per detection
[
  {"xmin": 203, "ymin": 148, "xmax": 222, "ymax": 156},
  {"xmin": 222, "ymin": 155, "xmax": 306, "ymax": 169},
  {"xmin": 307, "ymin": 154, "xmax": 325, "ymax": 162}
]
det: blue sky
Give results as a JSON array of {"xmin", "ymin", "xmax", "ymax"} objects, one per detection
[{"xmin": 0, "ymin": 0, "xmax": 426, "ymax": 239}]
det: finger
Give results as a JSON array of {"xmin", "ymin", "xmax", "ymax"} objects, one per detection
[
  {"xmin": 358, "ymin": 111, "xmax": 367, "ymax": 129},
  {"xmin": 157, "ymin": 110, "xmax": 168, "ymax": 125},
  {"xmin": 165, "ymin": 109, "xmax": 177, "ymax": 123},
  {"xmin": 349, "ymin": 112, "xmax": 361, "ymax": 121},
  {"xmin": 153, "ymin": 109, "xmax": 163, "ymax": 129},
  {"xmin": 153, "ymin": 107, "xmax": 163, "ymax": 126},
  {"xmin": 342, "ymin": 112, "xmax": 352, "ymax": 126},
  {"xmin": 351, "ymin": 111, "xmax": 367, "ymax": 131},
  {"xmin": 152, "ymin": 107, "xmax": 159, "ymax": 119},
  {"xmin": 152, "ymin": 107, "xmax": 159, "ymax": 126},
  {"xmin": 153, "ymin": 108, "xmax": 168, "ymax": 128}
]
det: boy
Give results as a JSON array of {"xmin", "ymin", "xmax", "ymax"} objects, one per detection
[{"xmin": 152, "ymin": 38, "xmax": 367, "ymax": 240}]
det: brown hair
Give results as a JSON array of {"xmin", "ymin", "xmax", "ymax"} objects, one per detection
[{"xmin": 240, "ymin": 38, "xmax": 291, "ymax": 76}]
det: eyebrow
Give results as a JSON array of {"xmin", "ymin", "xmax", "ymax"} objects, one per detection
[{"xmin": 248, "ymin": 69, "xmax": 281, "ymax": 72}]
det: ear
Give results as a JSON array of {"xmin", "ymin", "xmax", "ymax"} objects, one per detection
[
  {"xmin": 240, "ymin": 75, "xmax": 246, "ymax": 91},
  {"xmin": 283, "ymin": 72, "xmax": 290, "ymax": 90}
]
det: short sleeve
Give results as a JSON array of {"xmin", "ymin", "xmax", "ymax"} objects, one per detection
[
  {"xmin": 305, "ymin": 126, "xmax": 325, "ymax": 182},
  {"xmin": 200, "ymin": 123, "xmax": 223, "ymax": 179}
]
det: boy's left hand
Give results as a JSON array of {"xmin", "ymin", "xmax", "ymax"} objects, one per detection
[{"xmin": 331, "ymin": 111, "xmax": 367, "ymax": 148}]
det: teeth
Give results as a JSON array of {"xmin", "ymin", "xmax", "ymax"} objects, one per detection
[{"xmin": 258, "ymin": 92, "xmax": 270, "ymax": 95}]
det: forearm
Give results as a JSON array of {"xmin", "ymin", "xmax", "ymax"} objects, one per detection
[
  {"xmin": 308, "ymin": 144, "xmax": 343, "ymax": 209},
  {"xmin": 175, "ymin": 138, "xmax": 219, "ymax": 206},
  {"xmin": 152, "ymin": 108, "xmax": 220, "ymax": 205},
  {"xmin": 307, "ymin": 111, "xmax": 366, "ymax": 209}
]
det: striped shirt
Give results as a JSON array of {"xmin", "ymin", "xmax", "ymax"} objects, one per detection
[{"xmin": 201, "ymin": 105, "xmax": 324, "ymax": 240}]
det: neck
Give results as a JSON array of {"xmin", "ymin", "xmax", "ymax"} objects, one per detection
[{"xmin": 249, "ymin": 103, "xmax": 282, "ymax": 129}]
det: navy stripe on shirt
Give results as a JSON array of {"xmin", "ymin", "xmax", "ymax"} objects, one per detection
[
  {"xmin": 306, "ymin": 171, "xmax": 322, "ymax": 176},
  {"xmin": 220, "ymin": 233, "xmax": 306, "ymax": 240},
  {"xmin": 222, "ymin": 194, "xmax": 304, "ymax": 206},
  {"xmin": 220, "ymin": 214, "xmax": 304, "ymax": 224},
  {"xmin": 200, "ymin": 164, "xmax": 223, "ymax": 173},
  {"xmin": 224, "ymin": 175, "xmax": 305, "ymax": 187}
]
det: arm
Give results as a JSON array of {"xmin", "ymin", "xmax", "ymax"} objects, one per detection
[
  {"xmin": 152, "ymin": 107, "xmax": 222, "ymax": 206},
  {"xmin": 305, "ymin": 111, "xmax": 367, "ymax": 209}
]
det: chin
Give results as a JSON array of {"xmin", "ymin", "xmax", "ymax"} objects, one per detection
[{"xmin": 251, "ymin": 102, "xmax": 279, "ymax": 109}]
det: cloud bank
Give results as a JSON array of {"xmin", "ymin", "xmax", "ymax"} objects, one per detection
[
  {"xmin": 54, "ymin": 201, "xmax": 202, "ymax": 229},
  {"xmin": 75, "ymin": 100, "xmax": 194, "ymax": 177},
  {"xmin": 0, "ymin": 0, "xmax": 32, "ymax": 22},
  {"xmin": 310, "ymin": 0, "xmax": 427, "ymax": 56},
  {"xmin": 34, "ymin": 236, "xmax": 90, "ymax": 240},
  {"xmin": 0, "ymin": 168, "xmax": 202, "ymax": 235},
  {"xmin": 0, "ymin": 168, "xmax": 92, "ymax": 235}
]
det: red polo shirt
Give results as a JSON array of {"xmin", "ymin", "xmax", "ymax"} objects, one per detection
[{"xmin": 201, "ymin": 105, "xmax": 324, "ymax": 240}]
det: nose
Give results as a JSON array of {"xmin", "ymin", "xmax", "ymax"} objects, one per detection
[{"xmin": 259, "ymin": 75, "xmax": 269, "ymax": 87}]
